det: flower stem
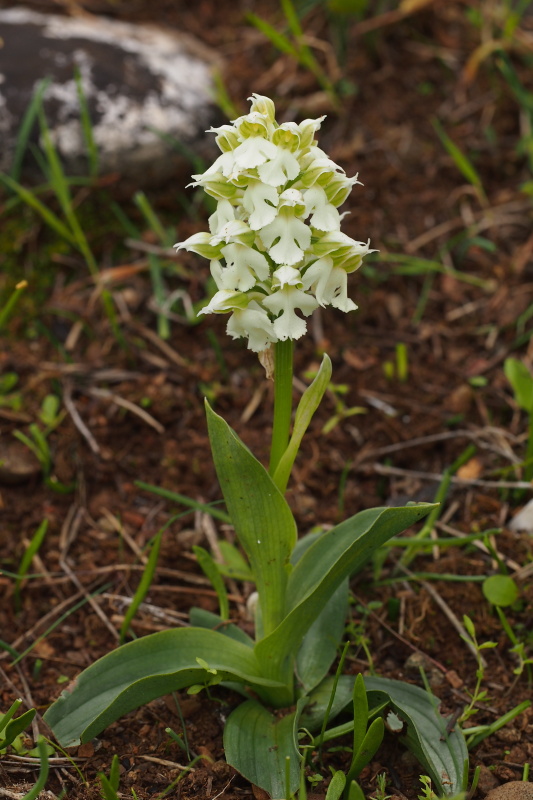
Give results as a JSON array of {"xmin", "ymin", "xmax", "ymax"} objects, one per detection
[{"xmin": 269, "ymin": 339, "xmax": 294, "ymax": 479}]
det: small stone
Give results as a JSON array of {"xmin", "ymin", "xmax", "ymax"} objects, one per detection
[
  {"xmin": 0, "ymin": 439, "xmax": 41, "ymax": 484},
  {"xmin": 77, "ymin": 742, "xmax": 94, "ymax": 758},
  {"xmin": 495, "ymin": 727, "xmax": 522, "ymax": 744},
  {"xmin": 485, "ymin": 782, "xmax": 533, "ymax": 800},
  {"xmin": 445, "ymin": 669, "xmax": 464, "ymax": 689},
  {"xmin": 476, "ymin": 765, "xmax": 499, "ymax": 795},
  {"xmin": 445, "ymin": 384, "xmax": 474, "ymax": 414}
]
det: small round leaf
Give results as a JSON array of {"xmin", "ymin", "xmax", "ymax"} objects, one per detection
[{"xmin": 482, "ymin": 575, "xmax": 519, "ymax": 607}]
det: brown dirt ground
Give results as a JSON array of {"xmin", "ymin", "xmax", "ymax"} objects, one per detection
[{"xmin": 1, "ymin": 1, "xmax": 533, "ymax": 798}]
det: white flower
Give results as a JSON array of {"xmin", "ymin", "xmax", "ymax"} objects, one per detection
[
  {"xmin": 303, "ymin": 185, "xmax": 340, "ymax": 232},
  {"xmin": 226, "ymin": 301, "xmax": 277, "ymax": 352},
  {"xmin": 174, "ymin": 94, "xmax": 375, "ymax": 351},
  {"xmin": 175, "ymin": 231, "xmax": 222, "ymax": 260},
  {"xmin": 242, "ymin": 180, "xmax": 279, "ymax": 230},
  {"xmin": 302, "ymin": 257, "xmax": 357, "ymax": 312},
  {"xmin": 257, "ymin": 146, "xmax": 301, "ymax": 187},
  {"xmin": 263, "ymin": 286, "xmax": 318, "ymax": 340},
  {"xmin": 211, "ymin": 243, "xmax": 270, "ymax": 292},
  {"xmin": 260, "ymin": 208, "xmax": 311, "ymax": 265},
  {"xmin": 199, "ymin": 289, "xmax": 247, "ymax": 315}
]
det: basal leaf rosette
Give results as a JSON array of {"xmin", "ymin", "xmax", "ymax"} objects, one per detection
[{"xmin": 175, "ymin": 94, "xmax": 375, "ymax": 352}]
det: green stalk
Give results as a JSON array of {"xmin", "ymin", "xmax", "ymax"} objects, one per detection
[
  {"xmin": 269, "ymin": 339, "xmax": 294, "ymax": 478},
  {"xmin": 525, "ymin": 413, "xmax": 533, "ymax": 483}
]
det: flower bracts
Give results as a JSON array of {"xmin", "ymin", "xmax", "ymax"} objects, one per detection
[{"xmin": 176, "ymin": 94, "xmax": 374, "ymax": 352}]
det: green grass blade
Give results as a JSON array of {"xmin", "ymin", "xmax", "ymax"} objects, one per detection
[
  {"xmin": 15, "ymin": 520, "xmax": 49, "ymax": 612},
  {"xmin": 245, "ymin": 12, "xmax": 300, "ymax": 58},
  {"xmin": 10, "ymin": 78, "xmax": 52, "ymax": 183},
  {"xmin": 135, "ymin": 480, "xmax": 230, "ymax": 523},
  {"xmin": 432, "ymin": 118, "xmax": 487, "ymax": 201},
  {"xmin": 0, "ymin": 280, "xmax": 28, "ymax": 330},
  {"xmin": 20, "ymin": 737, "xmax": 50, "ymax": 800},
  {"xmin": 119, "ymin": 529, "xmax": 163, "ymax": 644},
  {"xmin": 74, "ymin": 66, "xmax": 99, "ymax": 177},
  {"xmin": 134, "ymin": 191, "xmax": 171, "ymax": 245},
  {"xmin": 0, "ymin": 174, "xmax": 77, "ymax": 244},
  {"xmin": 193, "ymin": 546, "xmax": 229, "ymax": 620}
]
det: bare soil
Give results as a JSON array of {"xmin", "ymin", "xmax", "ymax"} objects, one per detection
[{"xmin": 1, "ymin": 1, "xmax": 533, "ymax": 799}]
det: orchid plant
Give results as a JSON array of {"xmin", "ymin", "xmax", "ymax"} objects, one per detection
[{"xmin": 44, "ymin": 95, "xmax": 468, "ymax": 798}]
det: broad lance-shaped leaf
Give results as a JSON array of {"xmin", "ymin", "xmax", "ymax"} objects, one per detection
[
  {"xmin": 255, "ymin": 504, "xmax": 435, "ymax": 685},
  {"xmin": 302, "ymin": 675, "xmax": 467, "ymax": 797},
  {"xmin": 206, "ymin": 401, "xmax": 296, "ymax": 637},
  {"xmin": 364, "ymin": 676, "xmax": 468, "ymax": 797},
  {"xmin": 292, "ymin": 530, "xmax": 349, "ymax": 693},
  {"xmin": 43, "ymin": 628, "xmax": 285, "ymax": 747},
  {"xmin": 223, "ymin": 698, "xmax": 305, "ymax": 797}
]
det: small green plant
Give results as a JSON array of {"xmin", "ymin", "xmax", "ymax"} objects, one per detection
[
  {"xmin": 14, "ymin": 519, "xmax": 49, "ymax": 612},
  {"xmin": 483, "ymin": 574, "xmax": 533, "ymax": 682},
  {"xmin": 0, "ymin": 699, "xmax": 36, "ymax": 753},
  {"xmin": 383, "ymin": 342, "xmax": 409, "ymax": 383},
  {"xmin": 458, "ymin": 615, "xmax": 497, "ymax": 725},
  {"xmin": 13, "ymin": 393, "xmax": 72, "ymax": 491},
  {"xmin": 372, "ymin": 771, "xmax": 392, "ymax": 800},
  {"xmin": 98, "ymin": 754, "xmax": 121, "ymax": 800}
]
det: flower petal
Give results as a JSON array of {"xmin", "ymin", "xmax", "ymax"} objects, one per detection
[
  {"xmin": 257, "ymin": 147, "xmax": 301, "ymax": 187},
  {"xmin": 226, "ymin": 302, "xmax": 277, "ymax": 352},
  {"xmin": 260, "ymin": 210, "xmax": 311, "ymax": 265},
  {"xmin": 263, "ymin": 286, "xmax": 318, "ymax": 340},
  {"xmin": 242, "ymin": 180, "xmax": 279, "ymax": 230}
]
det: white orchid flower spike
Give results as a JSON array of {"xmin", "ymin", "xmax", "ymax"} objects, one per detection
[{"xmin": 175, "ymin": 93, "xmax": 374, "ymax": 352}]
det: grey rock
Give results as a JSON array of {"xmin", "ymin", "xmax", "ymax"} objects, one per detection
[{"xmin": 0, "ymin": 7, "xmax": 220, "ymax": 183}]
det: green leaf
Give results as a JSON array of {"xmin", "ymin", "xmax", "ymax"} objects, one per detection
[
  {"xmin": 346, "ymin": 717, "xmax": 384, "ymax": 782},
  {"xmin": 223, "ymin": 700, "xmax": 302, "ymax": 797},
  {"xmin": 482, "ymin": 575, "xmax": 519, "ymax": 608},
  {"xmin": 364, "ymin": 676, "xmax": 468, "ymax": 796},
  {"xmin": 193, "ymin": 545, "xmax": 229, "ymax": 620},
  {"xmin": 120, "ymin": 529, "xmax": 163, "ymax": 643},
  {"xmin": 273, "ymin": 354, "xmax": 332, "ymax": 493},
  {"xmin": 217, "ymin": 540, "xmax": 253, "ymax": 581},
  {"xmin": 206, "ymin": 402, "xmax": 297, "ymax": 638},
  {"xmin": 43, "ymin": 628, "xmax": 285, "ymax": 747},
  {"xmin": 188, "ymin": 608, "xmax": 254, "ymax": 647},
  {"xmin": 325, "ymin": 769, "xmax": 346, "ymax": 800},
  {"xmin": 293, "ymin": 530, "xmax": 349, "ymax": 693},
  {"xmin": 0, "ymin": 707, "xmax": 36, "ymax": 751},
  {"xmin": 504, "ymin": 358, "xmax": 533, "ymax": 413},
  {"xmin": 255, "ymin": 504, "xmax": 435, "ymax": 682},
  {"xmin": 296, "ymin": 579, "xmax": 349, "ymax": 693}
]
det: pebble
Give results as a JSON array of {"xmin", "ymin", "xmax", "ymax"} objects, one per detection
[
  {"xmin": 0, "ymin": 439, "xmax": 41, "ymax": 484},
  {"xmin": 485, "ymin": 782, "xmax": 533, "ymax": 800}
]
